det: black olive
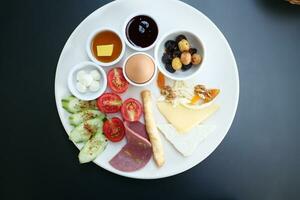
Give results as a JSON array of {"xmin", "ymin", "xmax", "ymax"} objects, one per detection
[
  {"xmin": 175, "ymin": 35, "xmax": 187, "ymax": 43},
  {"xmin": 164, "ymin": 40, "xmax": 177, "ymax": 52},
  {"xmin": 172, "ymin": 50, "xmax": 181, "ymax": 58},
  {"xmin": 173, "ymin": 45, "xmax": 179, "ymax": 51},
  {"xmin": 162, "ymin": 53, "xmax": 172, "ymax": 64},
  {"xmin": 189, "ymin": 48, "xmax": 197, "ymax": 55},
  {"xmin": 165, "ymin": 63, "xmax": 176, "ymax": 73},
  {"xmin": 181, "ymin": 63, "xmax": 193, "ymax": 71}
]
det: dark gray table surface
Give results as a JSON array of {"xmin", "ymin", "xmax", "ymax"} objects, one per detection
[{"xmin": 1, "ymin": 0, "xmax": 300, "ymax": 199}]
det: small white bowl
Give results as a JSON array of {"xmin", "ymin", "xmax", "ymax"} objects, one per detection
[
  {"xmin": 86, "ymin": 28, "xmax": 125, "ymax": 67},
  {"xmin": 122, "ymin": 52, "xmax": 157, "ymax": 87},
  {"xmin": 154, "ymin": 30, "xmax": 205, "ymax": 81},
  {"xmin": 123, "ymin": 13, "xmax": 159, "ymax": 52},
  {"xmin": 68, "ymin": 61, "xmax": 107, "ymax": 101}
]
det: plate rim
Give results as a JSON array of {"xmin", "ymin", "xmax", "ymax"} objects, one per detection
[{"xmin": 54, "ymin": 0, "xmax": 240, "ymax": 179}]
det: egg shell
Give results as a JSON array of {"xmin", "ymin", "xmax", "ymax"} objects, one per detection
[{"xmin": 125, "ymin": 54, "xmax": 155, "ymax": 84}]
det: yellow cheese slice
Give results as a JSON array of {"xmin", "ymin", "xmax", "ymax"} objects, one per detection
[
  {"xmin": 96, "ymin": 44, "xmax": 114, "ymax": 56},
  {"xmin": 157, "ymin": 101, "xmax": 219, "ymax": 133}
]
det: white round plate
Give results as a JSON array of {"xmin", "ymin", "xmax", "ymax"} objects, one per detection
[{"xmin": 55, "ymin": 0, "xmax": 239, "ymax": 179}]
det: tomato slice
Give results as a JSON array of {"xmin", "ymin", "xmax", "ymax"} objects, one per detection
[
  {"xmin": 97, "ymin": 93, "xmax": 122, "ymax": 113},
  {"xmin": 121, "ymin": 98, "xmax": 142, "ymax": 122},
  {"xmin": 107, "ymin": 67, "xmax": 129, "ymax": 93},
  {"xmin": 103, "ymin": 117, "xmax": 125, "ymax": 142}
]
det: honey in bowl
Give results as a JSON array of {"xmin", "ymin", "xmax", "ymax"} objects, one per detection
[{"xmin": 91, "ymin": 30, "xmax": 122, "ymax": 63}]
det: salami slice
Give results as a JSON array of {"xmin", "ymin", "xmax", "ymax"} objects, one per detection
[{"xmin": 109, "ymin": 121, "xmax": 152, "ymax": 172}]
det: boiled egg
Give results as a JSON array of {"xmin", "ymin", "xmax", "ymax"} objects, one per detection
[{"xmin": 125, "ymin": 54, "xmax": 155, "ymax": 84}]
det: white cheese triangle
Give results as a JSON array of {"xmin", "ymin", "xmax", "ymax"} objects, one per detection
[{"xmin": 158, "ymin": 124, "xmax": 215, "ymax": 157}]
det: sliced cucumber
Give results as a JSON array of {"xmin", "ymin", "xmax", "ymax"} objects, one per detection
[
  {"xmin": 69, "ymin": 110, "xmax": 105, "ymax": 126},
  {"xmin": 79, "ymin": 130, "xmax": 108, "ymax": 164},
  {"xmin": 62, "ymin": 96, "xmax": 97, "ymax": 114},
  {"xmin": 69, "ymin": 117, "xmax": 103, "ymax": 143}
]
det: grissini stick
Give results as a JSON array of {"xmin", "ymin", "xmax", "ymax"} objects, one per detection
[{"xmin": 141, "ymin": 90, "xmax": 165, "ymax": 167}]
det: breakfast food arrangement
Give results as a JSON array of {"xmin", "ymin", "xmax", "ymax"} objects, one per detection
[
  {"xmin": 55, "ymin": 0, "xmax": 239, "ymax": 179},
  {"xmin": 63, "ymin": 22, "xmax": 218, "ymax": 169},
  {"xmin": 63, "ymin": 13, "xmax": 218, "ymax": 169}
]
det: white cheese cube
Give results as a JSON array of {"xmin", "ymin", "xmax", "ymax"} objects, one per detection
[
  {"xmin": 79, "ymin": 74, "xmax": 93, "ymax": 87},
  {"xmin": 90, "ymin": 70, "xmax": 101, "ymax": 81},
  {"xmin": 76, "ymin": 82, "xmax": 87, "ymax": 93},
  {"xmin": 89, "ymin": 80, "xmax": 100, "ymax": 92},
  {"xmin": 76, "ymin": 70, "xmax": 86, "ymax": 81}
]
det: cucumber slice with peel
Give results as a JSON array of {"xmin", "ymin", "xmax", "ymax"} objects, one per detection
[
  {"xmin": 69, "ymin": 117, "xmax": 103, "ymax": 143},
  {"xmin": 62, "ymin": 96, "xmax": 97, "ymax": 114},
  {"xmin": 79, "ymin": 130, "xmax": 108, "ymax": 164},
  {"xmin": 69, "ymin": 110, "xmax": 105, "ymax": 126}
]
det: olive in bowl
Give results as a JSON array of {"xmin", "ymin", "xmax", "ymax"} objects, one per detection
[{"xmin": 154, "ymin": 30, "xmax": 204, "ymax": 81}]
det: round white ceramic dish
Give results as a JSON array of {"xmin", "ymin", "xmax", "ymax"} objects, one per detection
[
  {"xmin": 122, "ymin": 52, "xmax": 157, "ymax": 87},
  {"xmin": 55, "ymin": 0, "xmax": 239, "ymax": 179},
  {"xmin": 86, "ymin": 28, "xmax": 125, "ymax": 67},
  {"xmin": 67, "ymin": 61, "xmax": 107, "ymax": 101},
  {"xmin": 155, "ymin": 30, "xmax": 204, "ymax": 81}
]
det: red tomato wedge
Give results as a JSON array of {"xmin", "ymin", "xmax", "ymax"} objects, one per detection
[
  {"xmin": 121, "ymin": 98, "xmax": 142, "ymax": 122},
  {"xmin": 107, "ymin": 67, "xmax": 129, "ymax": 93},
  {"xmin": 97, "ymin": 93, "xmax": 122, "ymax": 113},
  {"xmin": 103, "ymin": 117, "xmax": 125, "ymax": 142}
]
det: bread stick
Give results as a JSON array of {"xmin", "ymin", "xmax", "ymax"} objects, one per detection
[{"xmin": 141, "ymin": 90, "xmax": 165, "ymax": 167}]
